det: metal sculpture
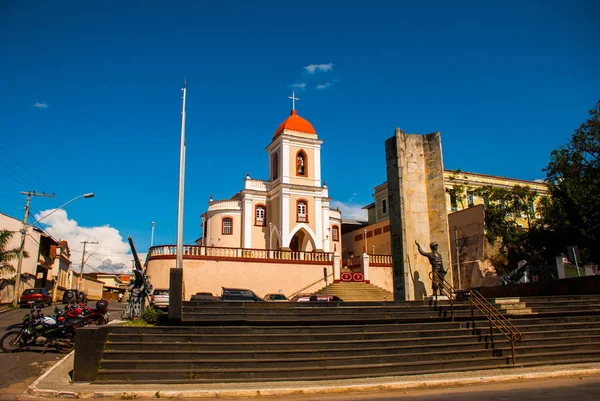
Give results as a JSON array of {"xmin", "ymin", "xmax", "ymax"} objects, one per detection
[{"xmin": 122, "ymin": 236, "xmax": 153, "ymax": 320}]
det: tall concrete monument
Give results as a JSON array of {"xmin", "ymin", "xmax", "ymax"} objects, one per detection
[{"xmin": 385, "ymin": 128, "xmax": 452, "ymax": 301}]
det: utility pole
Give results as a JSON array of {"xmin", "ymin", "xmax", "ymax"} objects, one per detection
[
  {"xmin": 13, "ymin": 191, "xmax": 55, "ymax": 306},
  {"xmin": 78, "ymin": 240, "xmax": 98, "ymax": 291}
]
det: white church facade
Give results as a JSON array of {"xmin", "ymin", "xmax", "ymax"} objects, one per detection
[{"xmin": 199, "ymin": 107, "xmax": 342, "ymax": 254}]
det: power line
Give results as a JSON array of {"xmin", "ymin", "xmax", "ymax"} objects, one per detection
[
  {"xmin": 0, "ymin": 159, "xmax": 41, "ymax": 190},
  {"xmin": 0, "ymin": 167, "xmax": 32, "ymax": 188},
  {"xmin": 0, "ymin": 144, "xmax": 52, "ymax": 193}
]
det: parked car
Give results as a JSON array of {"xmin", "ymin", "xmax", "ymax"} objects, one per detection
[
  {"xmin": 290, "ymin": 294, "xmax": 343, "ymax": 302},
  {"xmin": 221, "ymin": 287, "xmax": 264, "ymax": 302},
  {"xmin": 190, "ymin": 292, "xmax": 221, "ymax": 301},
  {"xmin": 264, "ymin": 293, "xmax": 289, "ymax": 302},
  {"xmin": 20, "ymin": 288, "xmax": 52, "ymax": 308},
  {"xmin": 151, "ymin": 288, "xmax": 169, "ymax": 310},
  {"xmin": 62, "ymin": 289, "xmax": 87, "ymax": 304}
]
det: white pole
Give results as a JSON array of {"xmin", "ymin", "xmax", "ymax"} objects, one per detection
[
  {"xmin": 151, "ymin": 221, "xmax": 156, "ymax": 248},
  {"xmin": 176, "ymin": 79, "xmax": 187, "ymax": 270}
]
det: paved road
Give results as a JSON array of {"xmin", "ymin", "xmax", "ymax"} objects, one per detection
[{"xmin": 0, "ymin": 301, "xmax": 125, "ymax": 398}]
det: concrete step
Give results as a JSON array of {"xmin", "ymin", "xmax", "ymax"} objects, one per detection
[{"xmin": 94, "ymin": 356, "xmax": 509, "ymax": 383}]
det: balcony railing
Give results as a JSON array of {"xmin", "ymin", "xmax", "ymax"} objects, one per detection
[
  {"xmin": 149, "ymin": 245, "xmax": 333, "ymax": 263},
  {"xmin": 244, "ymin": 179, "xmax": 271, "ymax": 192},
  {"xmin": 207, "ymin": 200, "xmax": 242, "ymax": 212}
]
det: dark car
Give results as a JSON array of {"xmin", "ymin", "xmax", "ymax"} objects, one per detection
[
  {"xmin": 221, "ymin": 287, "xmax": 264, "ymax": 302},
  {"xmin": 62, "ymin": 289, "xmax": 87, "ymax": 304},
  {"xmin": 190, "ymin": 292, "xmax": 221, "ymax": 301},
  {"xmin": 20, "ymin": 288, "xmax": 52, "ymax": 308}
]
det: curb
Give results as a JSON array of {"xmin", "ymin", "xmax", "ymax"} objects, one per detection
[{"xmin": 27, "ymin": 365, "xmax": 600, "ymax": 399}]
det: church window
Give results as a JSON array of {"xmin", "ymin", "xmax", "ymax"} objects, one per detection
[
  {"xmin": 450, "ymin": 194, "xmax": 458, "ymax": 212},
  {"xmin": 255, "ymin": 205, "xmax": 266, "ymax": 226},
  {"xmin": 222, "ymin": 217, "xmax": 233, "ymax": 235},
  {"xmin": 381, "ymin": 199, "xmax": 387, "ymax": 215},
  {"xmin": 297, "ymin": 200, "xmax": 308, "ymax": 222},
  {"xmin": 467, "ymin": 192, "xmax": 475, "ymax": 207},
  {"xmin": 332, "ymin": 225, "xmax": 339, "ymax": 242},
  {"xmin": 296, "ymin": 150, "xmax": 307, "ymax": 176},
  {"xmin": 272, "ymin": 152, "xmax": 279, "ymax": 181}
]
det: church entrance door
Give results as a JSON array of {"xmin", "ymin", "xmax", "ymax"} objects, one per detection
[{"xmin": 290, "ymin": 235, "xmax": 299, "ymax": 252}]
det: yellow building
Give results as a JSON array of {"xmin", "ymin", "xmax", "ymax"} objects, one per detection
[{"xmin": 343, "ymin": 170, "xmax": 549, "ymax": 259}]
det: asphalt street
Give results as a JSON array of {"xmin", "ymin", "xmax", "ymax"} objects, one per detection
[{"xmin": 0, "ymin": 300, "xmax": 125, "ymax": 398}]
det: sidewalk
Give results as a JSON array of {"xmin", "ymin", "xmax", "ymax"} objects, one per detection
[{"xmin": 28, "ymin": 352, "xmax": 600, "ymax": 399}]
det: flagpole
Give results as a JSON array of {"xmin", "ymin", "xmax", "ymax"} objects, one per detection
[{"xmin": 176, "ymin": 79, "xmax": 187, "ymax": 270}]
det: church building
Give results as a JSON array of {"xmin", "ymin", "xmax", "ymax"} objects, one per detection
[{"xmin": 199, "ymin": 102, "xmax": 342, "ymax": 254}]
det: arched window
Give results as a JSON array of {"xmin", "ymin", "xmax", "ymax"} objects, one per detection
[
  {"xmin": 255, "ymin": 204, "xmax": 266, "ymax": 226},
  {"xmin": 332, "ymin": 225, "xmax": 339, "ymax": 242},
  {"xmin": 222, "ymin": 217, "xmax": 233, "ymax": 235},
  {"xmin": 296, "ymin": 150, "xmax": 307, "ymax": 176},
  {"xmin": 297, "ymin": 200, "xmax": 308, "ymax": 222},
  {"xmin": 272, "ymin": 152, "xmax": 279, "ymax": 181}
]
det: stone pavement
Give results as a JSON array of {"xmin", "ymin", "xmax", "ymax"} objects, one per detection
[{"xmin": 27, "ymin": 351, "xmax": 600, "ymax": 399}]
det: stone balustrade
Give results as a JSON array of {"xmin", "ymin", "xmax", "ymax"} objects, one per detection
[
  {"xmin": 149, "ymin": 245, "xmax": 334, "ymax": 263},
  {"xmin": 207, "ymin": 200, "xmax": 242, "ymax": 211}
]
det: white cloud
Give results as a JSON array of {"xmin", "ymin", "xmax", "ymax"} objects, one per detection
[
  {"xmin": 304, "ymin": 63, "xmax": 333, "ymax": 74},
  {"xmin": 330, "ymin": 200, "xmax": 368, "ymax": 221},
  {"xmin": 33, "ymin": 102, "xmax": 48, "ymax": 109},
  {"xmin": 316, "ymin": 82, "xmax": 332, "ymax": 90},
  {"xmin": 33, "ymin": 209, "xmax": 136, "ymax": 274},
  {"xmin": 292, "ymin": 83, "xmax": 306, "ymax": 90}
]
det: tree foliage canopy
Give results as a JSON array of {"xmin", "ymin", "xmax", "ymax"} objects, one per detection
[
  {"xmin": 540, "ymin": 99, "xmax": 600, "ymax": 263},
  {"xmin": 0, "ymin": 230, "xmax": 20, "ymax": 278}
]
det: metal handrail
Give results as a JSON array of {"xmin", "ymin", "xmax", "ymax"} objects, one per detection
[
  {"xmin": 429, "ymin": 271, "xmax": 522, "ymax": 364},
  {"xmin": 469, "ymin": 289, "xmax": 522, "ymax": 364},
  {"xmin": 429, "ymin": 271, "xmax": 455, "ymax": 321}
]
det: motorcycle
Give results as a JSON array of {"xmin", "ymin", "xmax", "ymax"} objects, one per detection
[
  {"xmin": 58, "ymin": 299, "xmax": 110, "ymax": 326},
  {"xmin": 0, "ymin": 306, "xmax": 84, "ymax": 354}
]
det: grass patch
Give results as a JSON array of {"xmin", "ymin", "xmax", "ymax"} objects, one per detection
[{"xmin": 123, "ymin": 319, "xmax": 153, "ymax": 327}]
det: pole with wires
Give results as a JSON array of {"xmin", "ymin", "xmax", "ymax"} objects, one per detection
[
  {"xmin": 13, "ymin": 191, "xmax": 54, "ymax": 307},
  {"xmin": 78, "ymin": 240, "xmax": 98, "ymax": 293}
]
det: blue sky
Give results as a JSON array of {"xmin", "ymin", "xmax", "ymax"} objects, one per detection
[{"xmin": 0, "ymin": 1, "xmax": 598, "ymax": 272}]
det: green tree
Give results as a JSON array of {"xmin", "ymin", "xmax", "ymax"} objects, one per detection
[
  {"xmin": 0, "ymin": 229, "xmax": 22, "ymax": 280},
  {"xmin": 540, "ymin": 99, "xmax": 600, "ymax": 264},
  {"xmin": 472, "ymin": 184, "xmax": 541, "ymax": 273}
]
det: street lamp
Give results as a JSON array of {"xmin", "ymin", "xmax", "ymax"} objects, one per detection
[
  {"xmin": 12, "ymin": 192, "xmax": 95, "ymax": 306},
  {"xmin": 29, "ymin": 193, "xmax": 95, "ymax": 227}
]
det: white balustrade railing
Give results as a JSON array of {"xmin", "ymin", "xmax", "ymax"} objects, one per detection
[
  {"xmin": 149, "ymin": 245, "xmax": 333, "ymax": 263},
  {"xmin": 369, "ymin": 254, "xmax": 392, "ymax": 264},
  {"xmin": 207, "ymin": 200, "xmax": 242, "ymax": 211},
  {"xmin": 244, "ymin": 179, "xmax": 271, "ymax": 192}
]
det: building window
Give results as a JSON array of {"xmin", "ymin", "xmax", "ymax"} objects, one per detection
[
  {"xmin": 272, "ymin": 152, "xmax": 279, "ymax": 181},
  {"xmin": 450, "ymin": 194, "xmax": 458, "ymax": 212},
  {"xmin": 332, "ymin": 225, "xmax": 339, "ymax": 241},
  {"xmin": 296, "ymin": 150, "xmax": 307, "ymax": 176},
  {"xmin": 297, "ymin": 200, "xmax": 308, "ymax": 222},
  {"xmin": 467, "ymin": 192, "xmax": 474, "ymax": 207},
  {"xmin": 255, "ymin": 205, "xmax": 266, "ymax": 226},
  {"xmin": 381, "ymin": 199, "xmax": 387, "ymax": 215},
  {"xmin": 222, "ymin": 217, "xmax": 233, "ymax": 235}
]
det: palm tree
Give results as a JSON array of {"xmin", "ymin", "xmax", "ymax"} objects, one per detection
[{"xmin": 0, "ymin": 229, "xmax": 27, "ymax": 280}]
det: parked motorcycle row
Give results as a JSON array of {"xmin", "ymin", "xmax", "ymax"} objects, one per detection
[{"xmin": 0, "ymin": 299, "xmax": 110, "ymax": 354}]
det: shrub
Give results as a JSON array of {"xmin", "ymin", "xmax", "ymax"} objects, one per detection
[{"xmin": 141, "ymin": 306, "xmax": 164, "ymax": 325}]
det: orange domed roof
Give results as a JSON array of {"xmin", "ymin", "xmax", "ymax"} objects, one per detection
[{"xmin": 273, "ymin": 110, "xmax": 316, "ymax": 138}]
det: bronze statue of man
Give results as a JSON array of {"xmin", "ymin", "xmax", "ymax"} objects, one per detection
[{"xmin": 416, "ymin": 241, "xmax": 447, "ymax": 296}]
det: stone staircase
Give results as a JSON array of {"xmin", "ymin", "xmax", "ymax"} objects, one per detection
[
  {"xmin": 313, "ymin": 281, "xmax": 394, "ymax": 301},
  {"xmin": 76, "ymin": 295, "xmax": 600, "ymax": 384}
]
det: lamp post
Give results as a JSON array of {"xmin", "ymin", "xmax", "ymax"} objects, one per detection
[{"xmin": 13, "ymin": 192, "xmax": 94, "ymax": 306}]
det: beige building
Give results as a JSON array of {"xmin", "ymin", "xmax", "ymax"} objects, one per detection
[
  {"xmin": 0, "ymin": 212, "xmax": 56, "ymax": 303},
  {"xmin": 199, "ymin": 108, "xmax": 342, "ymax": 254},
  {"xmin": 343, "ymin": 170, "xmax": 549, "ymax": 260}
]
